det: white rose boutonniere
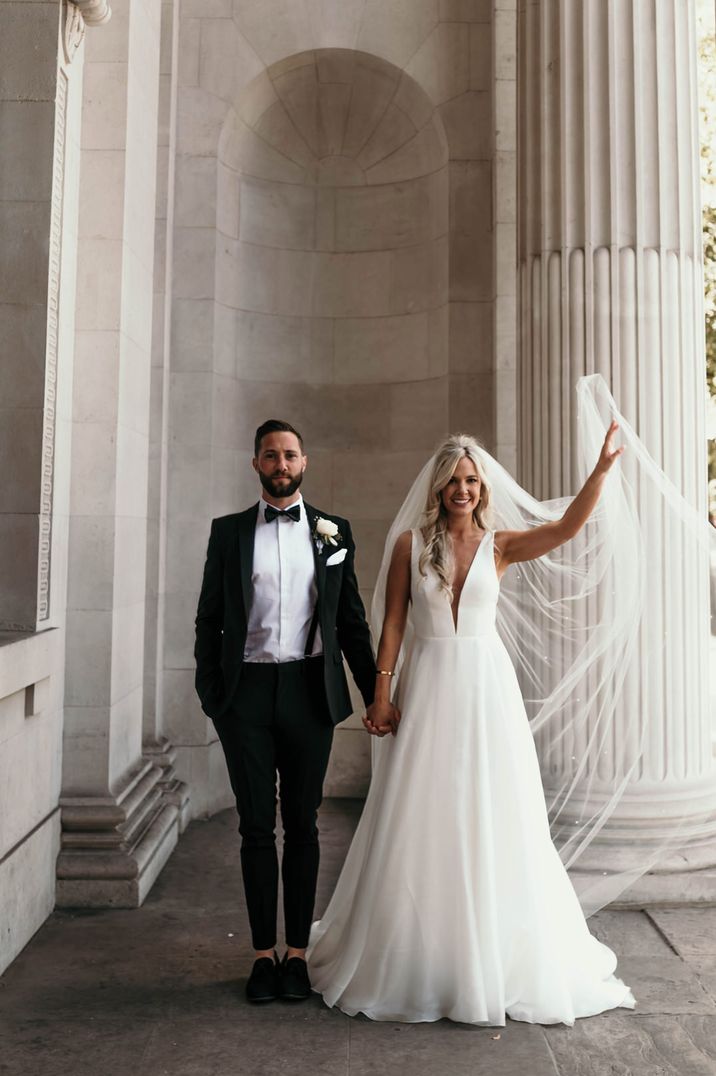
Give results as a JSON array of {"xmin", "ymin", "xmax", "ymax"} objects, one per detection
[{"xmin": 313, "ymin": 516, "xmax": 342, "ymax": 549}]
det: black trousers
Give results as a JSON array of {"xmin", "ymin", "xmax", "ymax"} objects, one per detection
[{"xmin": 213, "ymin": 656, "xmax": 334, "ymax": 950}]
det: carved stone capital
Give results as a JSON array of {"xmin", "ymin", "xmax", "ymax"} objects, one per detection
[
  {"xmin": 74, "ymin": 0, "xmax": 112, "ymax": 26},
  {"xmin": 62, "ymin": 2, "xmax": 85, "ymax": 63}
]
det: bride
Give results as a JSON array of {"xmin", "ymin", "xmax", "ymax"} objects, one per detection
[{"xmin": 307, "ymin": 387, "xmax": 642, "ymax": 1026}]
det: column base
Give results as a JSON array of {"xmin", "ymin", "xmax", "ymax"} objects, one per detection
[
  {"xmin": 609, "ymin": 868, "xmax": 716, "ymax": 907},
  {"xmin": 143, "ymin": 737, "xmax": 191, "ymax": 834},
  {"xmin": 173, "ymin": 738, "xmax": 233, "ymax": 819},
  {"xmin": 568, "ymin": 845, "xmax": 716, "ymax": 908},
  {"xmin": 567, "ymin": 832, "xmax": 716, "ymax": 908},
  {"xmin": 56, "ymin": 760, "xmax": 179, "ymax": 908},
  {"xmin": 550, "ymin": 774, "xmax": 716, "ymax": 907}
]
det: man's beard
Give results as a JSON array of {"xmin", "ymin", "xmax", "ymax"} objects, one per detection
[{"xmin": 259, "ymin": 470, "xmax": 304, "ymax": 500}]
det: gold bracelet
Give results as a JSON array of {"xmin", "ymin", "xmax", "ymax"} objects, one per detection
[{"xmin": 376, "ymin": 669, "xmax": 395, "ymax": 677}]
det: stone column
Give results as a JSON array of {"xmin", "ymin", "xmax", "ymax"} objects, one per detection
[
  {"xmin": 518, "ymin": 0, "xmax": 716, "ymax": 900},
  {"xmin": 58, "ymin": 0, "xmax": 180, "ymax": 906},
  {"xmin": 141, "ymin": 0, "xmax": 190, "ymax": 832}
]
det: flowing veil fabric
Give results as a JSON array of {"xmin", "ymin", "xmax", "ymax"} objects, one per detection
[{"xmin": 369, "ymin": 374, "xmax": 715, "ymax": 916}]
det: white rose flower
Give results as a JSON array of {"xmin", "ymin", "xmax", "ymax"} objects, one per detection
[
  {"xmin": 314, "ymin": 516, "xmax": 341, "ymax": 547},
  {"xmin": 315, "ymin": 517, "xmax": 338, "ymax": 537}
]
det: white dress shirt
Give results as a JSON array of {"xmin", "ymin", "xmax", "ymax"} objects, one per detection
[{"xmin": 243, "ymin": 494, "xmax": 323, "ymax": 663}]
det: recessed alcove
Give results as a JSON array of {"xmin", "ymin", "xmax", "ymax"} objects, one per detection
[
  {"xmin": 164, "ymin": 13, "xmax": 498, "ymax": 805},
  {"xmin": 213, "ymin": 50, "xmax": 449, "ymax": 515}
]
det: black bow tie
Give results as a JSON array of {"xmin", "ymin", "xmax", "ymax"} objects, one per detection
[{"xmin": 264, "ymin": 503, "xmax": 301, "ymax": 523}]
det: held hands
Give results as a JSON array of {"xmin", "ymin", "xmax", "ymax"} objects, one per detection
[
  {"xmin": 363, "ymin": 701, "xmax": 401, "ymax": 737},
  {"xmin": 596, "ymin": 419, "xmax": 625, "ymax": 475}
]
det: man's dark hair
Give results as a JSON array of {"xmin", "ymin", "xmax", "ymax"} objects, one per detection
[{"xmin": 254, "ymin": 419, "xmax": 304, "ymax": 457}]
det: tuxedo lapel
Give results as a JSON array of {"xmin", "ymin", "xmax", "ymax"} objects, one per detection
[
  {"xmin": 236, "ymin": 504, "xmax": 259, "ymax": 621},
  {"xmin": 303, "ymin": 502, "xmax": 326, "ymax": 606}
]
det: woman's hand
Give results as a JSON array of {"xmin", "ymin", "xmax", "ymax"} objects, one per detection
[
  {"xmin": 595, "ymin": 419, "xmax": 625, "ymax": 475},
  {"xmin": 493, "ymin": 419, "xmax": 625, "ymax": 570},
  {"xmin": 363, "ymin": 701, "xmax": 401, "ymax": 737}
]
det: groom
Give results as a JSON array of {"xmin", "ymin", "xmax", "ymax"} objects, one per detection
[{"xmin": 194, "ymin": 419, "xmax": 377, "ymax": 1003}]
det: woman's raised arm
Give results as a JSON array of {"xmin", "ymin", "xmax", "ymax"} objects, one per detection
[{"xmin": 495, "ymin": 420, "xmax": 624, "ymax": 573}]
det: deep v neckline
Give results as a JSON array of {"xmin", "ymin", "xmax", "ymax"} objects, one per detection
[{"xmin": 450, "ymin": 531, "xmax": 489, "ymax": 634}]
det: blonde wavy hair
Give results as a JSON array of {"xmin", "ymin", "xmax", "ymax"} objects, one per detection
[{"xmin": 418, "ymin": 434, "xmax": 492, "ymax": 597}]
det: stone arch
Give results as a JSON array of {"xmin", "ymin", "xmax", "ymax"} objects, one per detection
[
  {"xmin": 166, "ymin": 8, "xmax": 498, "ymax": 806},
  {"xmin": 214, "ymin": 48, "xmax": 450, "ymax": 476}
]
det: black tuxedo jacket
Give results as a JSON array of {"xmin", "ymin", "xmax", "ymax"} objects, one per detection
[{"xmin": 194, "ymin": 502, "xmax": 376, "ymax": 726}]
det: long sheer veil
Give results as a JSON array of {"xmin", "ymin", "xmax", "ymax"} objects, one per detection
[{"xmin": 370, "ymin": 374, "xmax": 715, "ymax": 917}]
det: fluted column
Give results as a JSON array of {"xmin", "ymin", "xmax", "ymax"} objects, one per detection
[{"xmin": 518, "ymin": 0, "xmax": 716, "ymax": 900}]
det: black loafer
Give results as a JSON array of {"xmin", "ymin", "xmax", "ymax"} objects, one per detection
[
  {"xmin": 246, "ymin": 953, "xmax": 280, "ymax": 1002},
  {"xmin": 279, "ymin": 954, "xmax": 311, "ymax": 1001}
]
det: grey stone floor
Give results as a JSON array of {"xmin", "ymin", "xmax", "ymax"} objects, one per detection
[{"xmin": 2, "ymin": 800, "xmax": 716, "ymax": 1076}]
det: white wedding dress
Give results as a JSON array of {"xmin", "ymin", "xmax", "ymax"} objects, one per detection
[{"xmin": 307, "ymin": 529, "xmax": 636, "ymax": 1026}]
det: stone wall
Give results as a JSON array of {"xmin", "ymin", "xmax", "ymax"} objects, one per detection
[
  {"xmin": 0, "ymin": 0, "xmax": 84, "ymax": 973},
  {"xmin": 0, "ymin": 2, "xmax": 61, "ymax": 631},
  {"xmin": 156, "ymin": 0, "xmax": 501, "ymax": 811}
]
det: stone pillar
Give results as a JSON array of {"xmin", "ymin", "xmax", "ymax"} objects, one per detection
[
  {"xmin": 517, "ymin": 0, "xmax": 716, "ymax": 900},
  {"xmin": 142, "ymin": 0, "xmax": 190, "ymax": 832},
  {"xmin": 58, "ymin": 0, "xmax": 180, "ymax": 906}
]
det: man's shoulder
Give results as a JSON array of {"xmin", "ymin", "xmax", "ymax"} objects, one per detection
[{"xmin": 211, "ymin": 505, "xmax": 258, "ymax": 531}]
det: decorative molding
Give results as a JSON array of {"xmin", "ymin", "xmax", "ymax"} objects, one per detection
[
  {"xmin": 38, "ymin": 70, "xmax": 68, "ymax": 623},
  {"xmin": 62, "ymin": 2, "xmax": 85, "ymax": 64},
  {"xmin": 492, "ymin": 0, "xmax": 518, "ymax": 474},
  {"xmin": 143, "ymin": 738, "xmax": 192, "ymax": 834},
  {"xmin": 74, "ymin": 0, "xmax": 112, "ymax": 27}
]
